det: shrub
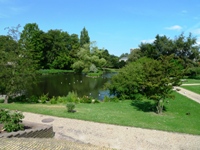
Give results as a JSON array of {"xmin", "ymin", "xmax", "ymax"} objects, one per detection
[
  {"xmin": 103, "ymin": 96, "xmax": 119, "ymax": 102},
  {"xmin": 28, "ymin": 95, "xmax": 39, "ymax": 103},
  {"xmin": 57, "ymin": 96, "xmax": 68, "ymax": 103},
  {"xmin": 50, "ymin": 96, "xmax": 57, "ymax": 104},
  {"xmin": 80, "ymin": 95, "xmax": 92, "ymax": 103},
  {"xmin": 39, "ymin": 93, "xmax": 49, "ymax": 103},
  {"xmin": 66, "ymin": 91, "xmax": 79, "ymax": 103},
  {"xmin": 0, "ymin": 99, "xmax": 4, "ymax": 103},
  {"xmin": 66, "ymin": 103, "xmax": 76, "ymax": 113},
  {"xmin": 0, "ymin": 109, "xmax": 24, "ymax": 132}
]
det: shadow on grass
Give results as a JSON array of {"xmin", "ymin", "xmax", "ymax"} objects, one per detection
[{"xmin": 131, "ymin": 100, "xmax": 167, "ymax": 113}]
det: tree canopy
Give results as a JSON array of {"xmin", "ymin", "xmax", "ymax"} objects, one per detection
[
  {"xmin": 106, "ymin": 56, "xmax": 184, "ymax": 114},
  {"xmin": 0, "ymin": 25, "xmax": 37, "ymax": 103},
  {"xmin": 71, "ymin": 42, "xmax": 107, "ymax": 73}
]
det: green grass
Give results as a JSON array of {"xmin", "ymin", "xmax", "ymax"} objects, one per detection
[
  {"xmin": 37, "ymin": 69, "xmax": 73, "ymax": 74},
  {"xmin": 181, "ymin": 85, "xmax": 200, "ymax": 94},
  {"xmin": 181, "ymin": 78, "xmax": 200, "ymax": 84},
  {"xmin": 0, "ymin": 92, "xmax": 199, "ymax": 135},
  {"xmin": 86, "ymin": 71, "xmax": 103, "ymax": 77},
  {"xmin": 103, "ymin": 68, "xmax": 119, "ymax": 72}
]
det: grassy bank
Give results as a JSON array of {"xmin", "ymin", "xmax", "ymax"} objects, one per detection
[
  {"xmin": 0, "ymin": 92, "xmax": 199, "ymax": 135},
  {"xmin": 37, "ymin": 69, "xmax": 73, "ymax": 75}
]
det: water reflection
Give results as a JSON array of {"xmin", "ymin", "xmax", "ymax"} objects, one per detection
[{"xmin": 27, "ymin": 72, "xmax": 115, "ymax": 100}]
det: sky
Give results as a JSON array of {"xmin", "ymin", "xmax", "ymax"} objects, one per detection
[{"xmin": 0, "ymin": 0, "xmax": 200, "ymax": 56}]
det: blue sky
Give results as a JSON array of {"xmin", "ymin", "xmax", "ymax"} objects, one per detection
[{"xmin": 0, "ymin": 0, "xmax": 200, "ymax": 56}]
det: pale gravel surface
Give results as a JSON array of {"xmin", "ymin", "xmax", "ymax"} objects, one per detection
[
  {"xmin": 174, "ymin": 84, "xmax": 200, "ymax": 104},
  {"xmin": 23, "ymin": 112, "xmax": 200, "ymax": 150}
]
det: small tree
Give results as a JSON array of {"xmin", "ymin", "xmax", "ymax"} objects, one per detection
[{"xmin": 107, "ymin": 56, "xmax": 184, "ymax": 114}]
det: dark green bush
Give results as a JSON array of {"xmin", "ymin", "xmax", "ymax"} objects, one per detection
[
  {"xmin": 28, "ymin": 95, "xmax": 39, "ymax": 103},
  {"xmin": 0, "ymin": 99, "xmax": 4, "ymax": 103}
]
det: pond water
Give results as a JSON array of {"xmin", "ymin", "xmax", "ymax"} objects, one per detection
[{"xmin": 27, "ymin": 72, "xmax": 115, "ymax": 100}]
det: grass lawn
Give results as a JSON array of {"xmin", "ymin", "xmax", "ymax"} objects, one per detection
[
  {"xmin": 181, "ymin": 85, "xmax": 200, "ymax": 94},
  {"xmin": 0, "ymin": 92, "xmax": 199, "ymax": 135},
  {"xmin": 37, "ymin": 69, "xmax": 73, "ymax": 74},
  {"xmin": 181, "ymin": 78, "xmax": 200, "ymax": 84}
]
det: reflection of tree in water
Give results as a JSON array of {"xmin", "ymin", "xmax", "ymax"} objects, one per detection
[{"xmin": 28, "ymin": 72, "xmax": 111, "ymax": 99}]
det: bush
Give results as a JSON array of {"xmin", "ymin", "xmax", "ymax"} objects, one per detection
[
  {"xmin": 103, "ymin": 96, "xmax": 119, "ymax": 102},
  {"xmin": 0, "ymin": 109, "xmax": 24, "ymax": 132},
  {"xmin": 80, "ymin": 95, "xmax": 92, "ymax": 103},
  {"xmin": 39, "ymin": 93, "xmax": 49, "ymax": 103},
  {"xmin": 28, "ymin": 95, "xmax": 39, "ymax": 103},
  {"xmin": 50, "ymin": 96, "xmax": 57, "ymax": 104},
  {"xmin": 0, "ymin": 99, "xmax": 4, "ymax": 103},
  {"xmin": 66, "ymin": 103, "xmax": 76, "ymax": 112},
  {"xmin": 56, "ymin": 96, "xmax": 65, "ymax": 103},
  {"xmin": 66, "ymin": 91, "xmax": 79, "ymax": 103}
]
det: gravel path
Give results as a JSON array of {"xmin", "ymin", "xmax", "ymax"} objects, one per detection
[
  {"xmin": 23, "ymin": 112, "xmax": 200, "ymax": 150},
  {"xmin": 174, "ymin": 85, "xmax": 200, "ymax": 104}
]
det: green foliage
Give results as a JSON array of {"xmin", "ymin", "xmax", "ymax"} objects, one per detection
[
  {"xmin": 50, "ymin": 96, "xmax": 57, "ymax": 104},
  {"xmin": 66, "ymin": 102, "xmax": 76, "ymax": 113},
  {"xmin": 0, "ymin": 25, "xmax": 37, "ymax": 103},
  {"xmin": 106, "ymin": 56, "xmax": 184, "ymax": 114},
  {"xmin": 72, "ymin": 42, "xmax": 107, "ymax": 73},
  {"xmin": 139, "ymin": 33, "xmax": 200, "ymax": 68},
  {"xmin": 39, "ymin": 93, "xmax": 49, "ymax": 103},
  {"xmin": 0, "ymin": 109, "xmax": 24, "ymax": 132},
  {"xmin": 103, "ymin": 96, "xmax": 119, "ymax": 102},
  {"xmin": 80, "ymin": 95, "xmax": 92, "ymax": 103},
  {"xmin": 0, "ymin": 99, "xmax": 4, "ymax": 103},
  {"xmin": 66, "ymin": 91, "xmax": 79, "ymax": 103},
  {"xmin": 28, "ymin": 95, "xmax": 39, "ymax": 103},
  {"xmin": 80, "ymin": 27, "xmax": 90, "ymax": 47}
]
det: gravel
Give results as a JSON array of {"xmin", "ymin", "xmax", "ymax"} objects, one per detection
[{"xmin": 23, "ymin": 112, "xmax": 200, "ymax": 150}]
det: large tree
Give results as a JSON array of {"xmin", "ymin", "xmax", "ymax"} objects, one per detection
[
  {"xmin": 19, "ymin": 23, "xmax": 43, "ymax": 69},
  {"xmin": 140, "ymin": 34, "xmax": 200, "ymax": 68},
  {"xmin": 106, "ymin": 55, "xmax": 184, "ymax": 114},
  {"xmin": 0, "ymin": 25, "xmax": 37, "ymax": 103},
  {"xmin": 80, "ymin": 27, "xmax": 90, "ymax": 47},
  {"xmin": 72, "ymin": 42, "xmax": 106, "ymax": 73}
]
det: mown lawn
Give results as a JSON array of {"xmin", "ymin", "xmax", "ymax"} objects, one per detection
[
  {"xmin": 0, "ymin": 92, "xmax": 199, "ymax": 135},
  {"xmin": 181, "ymin": 85, "xmax": 200, "ymax": 94}
]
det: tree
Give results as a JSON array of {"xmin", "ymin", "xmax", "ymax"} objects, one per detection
[
  {"xmin": 128, "ymin": 48, "xmax": 143, "ymax": 62},
  {"xmin": 106, "ymin": 55, "xmax": 184, "ymax": 114},
  {"xmin": 80, "ymin": 27, "xmax": 90, "ymax": 47},
  {"xmin": 71, "ymin": 42, "xmax": 106, "ymax": 73},
  {"xmin": 0, "ymin": 25, "xmax": 37, "ymax": 103},
  {"xmin": 41, "ymin": 29, "xmax": 71, "ymax": 69},
  {"xmin": 140, "ymin": 34, "xmax": 200, "ymax": 68},
  {"xmin": 19, "ymin": 23, "xmax": 43, "ymax": 69}
]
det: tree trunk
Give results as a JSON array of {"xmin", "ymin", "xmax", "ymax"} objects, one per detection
[
  {"xmin": 156, "ymin": 99, "xmax": 164, "ymax": 114},
  {"xmin": 4, "ymin": 95, "xmax": 9, "ymax": 104}
]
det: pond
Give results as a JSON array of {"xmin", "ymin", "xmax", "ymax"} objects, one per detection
[{"xmin": 27, "ymin": 72, "xmax": 115, "ymax": 100}]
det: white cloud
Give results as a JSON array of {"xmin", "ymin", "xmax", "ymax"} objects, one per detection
[
  {"xmin": 165, "ymin": 25, "xmax": 182, "ymax": 31},
  {"xmin": 141, "ymin": 38, "xmax": 155, "ymax": 43}
]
